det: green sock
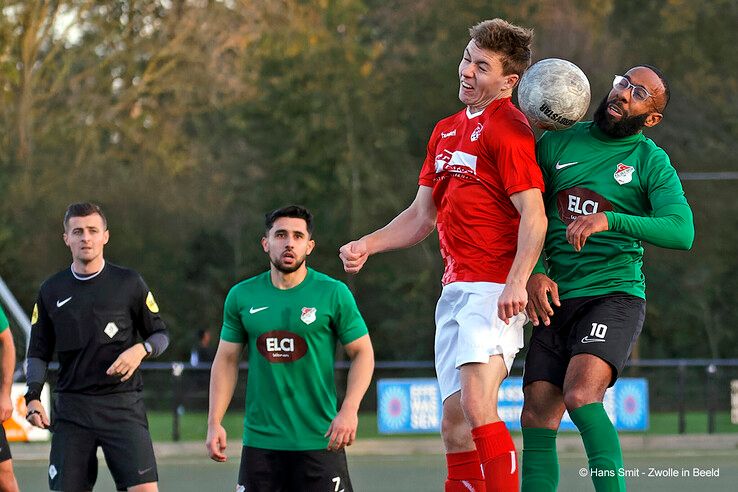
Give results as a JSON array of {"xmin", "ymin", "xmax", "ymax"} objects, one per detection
[
  {"xmin": 569, "ymin": 402, "xmax": 626, "ymax": 492},
  {"xmin": 522, "ymin": 427, "xmax": 559, "ymax": 492}
]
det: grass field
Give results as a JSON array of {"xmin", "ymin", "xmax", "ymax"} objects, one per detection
[
  {"xmin": 147, "ymin": 410, "xmax": 738, "ymax": 442},
  {"xmin": 14, "ymin": 450, "xmax": 738, "ymax": 491},
  {"xmin": 15, "ymin": 411, "xmax": 735, "ymax": 490}
]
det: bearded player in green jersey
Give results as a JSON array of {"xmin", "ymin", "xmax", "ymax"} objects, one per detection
[
  {"xmin": 206, "ymin": 205, "xmax": 374, "ymax": 492},
  {"xmin": 520, "ymin": 66, "xmax": 694, "ymax": 492}
]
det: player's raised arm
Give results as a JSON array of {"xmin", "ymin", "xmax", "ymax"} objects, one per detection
[
  {"xmin": 206, "ymin": 340, "xmax": 243, "ymax": 462},
  {"xmin": 325, "ymin": 334, "xmax": 374, "ymax": 450},
  {"xmin": 339, "ymin": 186, "xmax": 436, "ymax": 274}
]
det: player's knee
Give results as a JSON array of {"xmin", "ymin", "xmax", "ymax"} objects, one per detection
[
  {"xmin": 563, "ymin": 387, "xmax": 600, "ymax": 412},
  {"xmin": 441, "ymin": 407, "xmax": 464, "ymax": 435},
  {"xmin": 441, "ymin": 410, "xmax": 470, "ymax": 450},
  {"xmin": 520, "ymin": 404, "xmax": 560, "ymax": 430},
  {"xmin": 520, "ymin": 405, "xmax": 538, "ymax": 428},
  {"xmin": 458, "ymin": 391, "xmax": 473, "ymax": 415},
  {"xmin": 128, "ymin": 481, "xmax": 158, "ymax": 492},
  {"xmin": 459, "ymin": 393, "xmax": 497, "ymax": 427}
]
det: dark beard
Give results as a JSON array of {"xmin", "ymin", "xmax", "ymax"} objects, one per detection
[
  {"xmin": 271, "ymin": 254, "xmax": 306, "ymax": 273},
  {"xmin": 593, "ymin": 95, "xmax": 649, "ymax": 138}
]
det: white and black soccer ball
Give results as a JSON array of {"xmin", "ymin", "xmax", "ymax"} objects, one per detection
[{"xmin": 517, "ymin": 58, "xmax": 591, "ymax": 131}]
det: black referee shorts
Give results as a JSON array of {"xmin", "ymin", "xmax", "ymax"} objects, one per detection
[
  {"xmin": 0, "ymin": 425, "xmax": 11, "ymax": 463},
  {"xmin": 238, "ymin": 446, "xmax": 353, "ymax": 492},
  {"xmin": 523, "ymin": 294, "xmax": 646, "ymax": 389},
  {"xmin": 48, "ymin": 392, "xmax": 157, "ymax": 491}
]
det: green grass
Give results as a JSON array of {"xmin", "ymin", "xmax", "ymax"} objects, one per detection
[
  {"xmin": 14, "ymin": 451, "xmax": 738, "ymax": 491},
  {"xmin": 148, "ymin": 411, "xmax": 244, "ymax": 442},
  {"xmin": 147, "ymin": 410, "xmax": 387, "ymax": 442},
  {"xmin": 147, "ymin": 410, "xmax": 738, "ymax": 442},
  {"xmin": 644, "ymin": 411, "xmax": 738, "ymax": 435}
]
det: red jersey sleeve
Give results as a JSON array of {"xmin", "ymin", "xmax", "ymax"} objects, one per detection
[
  {"xmin": 484, "ymin": 111, "xmax": 544, "ymax": 196},
  {"xmin": 418, "ymin": 123, "xmax": 442, "ymax": 187}
]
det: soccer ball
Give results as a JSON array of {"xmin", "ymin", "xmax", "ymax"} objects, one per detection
[{"xmin": 517, "ymin": 58, "xmax": 591, "ymax": 131}]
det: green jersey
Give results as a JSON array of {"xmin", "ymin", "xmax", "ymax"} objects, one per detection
[
  {"xmin": 220, "ymin": 268, "xmax": 368, "ymax": 450},
  {"xmin": 536, "ymin": 122, "xmax": 689, "ymax": 299},
  {"xmin": 0, "ymin": 306, "xmax": 7, "ymax": 333}
]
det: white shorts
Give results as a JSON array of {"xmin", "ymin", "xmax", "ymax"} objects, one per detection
[{"xmin": 434, "ymin": 281, "xmax": 526, "ymax": 401}]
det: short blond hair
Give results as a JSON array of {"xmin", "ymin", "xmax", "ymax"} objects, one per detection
[{"xmin": 469, "ymin": 19, "xmax": 533, "ymax": 77}]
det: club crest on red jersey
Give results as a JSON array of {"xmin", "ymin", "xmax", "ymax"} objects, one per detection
[
  {"xmin": 300, "ymin": 307, "xmax": 317, "ymax": 325},
  {"xmin": 614, "ymin": 163, "xmax": 635, "ymax": 185},
  {"xmin": 470, "ymin": 123, "xmax": 483, "ymax": 142}
]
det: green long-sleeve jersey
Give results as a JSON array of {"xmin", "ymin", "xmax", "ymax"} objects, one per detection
[{"xmin": 534, "ymin": 122, "xmax": 693, "ymax": 299}]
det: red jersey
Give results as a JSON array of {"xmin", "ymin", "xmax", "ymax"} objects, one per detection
[{"xmin": 418, "ymin": 98, "xmax": 544, "ymax": 285}]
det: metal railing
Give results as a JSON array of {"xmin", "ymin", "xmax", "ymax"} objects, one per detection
[{"xmin": 39, "ymin": 358, "xmax": 738, "ymax": 440}]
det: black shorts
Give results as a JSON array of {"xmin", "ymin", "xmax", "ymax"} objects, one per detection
[
  {"xmin": 0, "ymin": 424, "xmax": 11, "ymax": 463},
  {"xmin": 48, "ymin": 392, "xmax": 157, "ymax": 491},
  {"xmin": 523, "ymin": 294, "xmax": 645, "ymax": 389},
  {"xmin": 238, "ymin": 446, "xmax": 353, "ymax": 492}
]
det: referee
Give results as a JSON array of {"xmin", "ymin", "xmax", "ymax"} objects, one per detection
[{"xmin": 25, "ymin": 202, "xmax": 169, "ymax": 492}]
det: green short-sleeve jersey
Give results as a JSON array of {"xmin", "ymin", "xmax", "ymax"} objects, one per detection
[
  {"xmin": 537, "ymin": 122, "xmax": 689, "ymax": 299},
  {"xmin": 0, "ymin": 306, "xmax": 8, "ymax": 333},
  {"xmin": 220, "ymin": 268, "xmax": 368, "ymax": 450}
]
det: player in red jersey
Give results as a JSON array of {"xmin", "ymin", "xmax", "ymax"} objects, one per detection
[{"xmin": 340, "ymin": 19, "xmax": 546, "ymax": 492}]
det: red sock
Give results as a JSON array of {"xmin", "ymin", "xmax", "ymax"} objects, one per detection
[
  {"xmin": 445, "ymin": 450, "xmax": 485, "ymax": 492},
  {"xmin": 471, "ymin": 422, "xmax": 519, "ymax": 492}
]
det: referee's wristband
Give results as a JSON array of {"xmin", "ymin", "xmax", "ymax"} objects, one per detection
[{"xmin": 24, "ymin": 383, "xmax": 43, "ymax": 405}]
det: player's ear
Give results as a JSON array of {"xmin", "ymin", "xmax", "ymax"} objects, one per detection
[
  {"xmin": 306, "ymin": 239, "xmax": 315, "ymax": 256},
  {"xmin": 644, "ymin": 111, "xmax": 663, "ymax": 128},
  {"xmin": 261, "ymin": 236, "xmax": 269, "ymax": 253},
  {"xmin": 62, "ymin": 233, "xmax": 69, "ymax": 246},
  {"xmin": 103, "ymin": 229, "xmax": 110, "ymax": 245},
  {"xmin": 503, "ymin": 73, "xmax": 519, "ymax": 91}
]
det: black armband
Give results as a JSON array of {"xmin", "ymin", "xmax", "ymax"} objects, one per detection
[{"xmin": 24, "ymin": 382, "xmax": 43, "ymax": 404}]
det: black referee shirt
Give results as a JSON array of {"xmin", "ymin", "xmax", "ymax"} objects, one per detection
[{"xmin": 27, "ymin": 262, "xmax": 168, "ymax": 395}]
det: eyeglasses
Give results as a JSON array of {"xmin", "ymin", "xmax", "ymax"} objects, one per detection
[{"xmin": 612, "ymin": 75, "xmax": 654, "ymax": 102}]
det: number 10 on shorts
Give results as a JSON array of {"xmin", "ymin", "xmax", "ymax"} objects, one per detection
[{"xmin": 590, "ymin": 323, "xmax": 608, "ymax": 339}]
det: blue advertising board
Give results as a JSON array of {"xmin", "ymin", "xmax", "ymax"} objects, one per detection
[
  {"xmin": 378, "ymin": 377, "xmax": 648, "ymax": 434},
  {"xmin": 377, "ymin": 379, "xmax": 443, "ymax": 434}
]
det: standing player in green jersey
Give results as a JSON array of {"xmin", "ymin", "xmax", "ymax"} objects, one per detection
[
  {"xmin": 0, "ymin": 306, "xmax": 19, "ymax": 492},
  {"xmin": 520, "ymin": 66, "xmax": 694, "ymax": 492},
  {"xmin": 206, "ymin": 205, "xmax": 374, "ymax": 492}
]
